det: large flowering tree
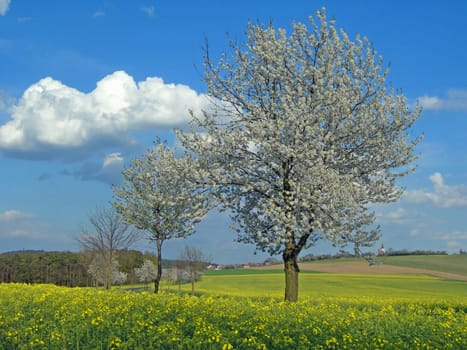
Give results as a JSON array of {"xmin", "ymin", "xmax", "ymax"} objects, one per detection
[{"xmin": 178, "ymin": 9, "xmax": 421, "ymax": 301}]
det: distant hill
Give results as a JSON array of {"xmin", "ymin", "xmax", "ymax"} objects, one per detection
[{"xmin": 377, "ymin": 254, "xmax": 467, "ymax": 276}]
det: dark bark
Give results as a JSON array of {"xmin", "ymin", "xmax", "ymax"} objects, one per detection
[
  {"xmin": 282, "ymin": 231, "xmax": 310, "ymax": 302},
  {"xmin": 154, "ymin": 240, "xmax": 163, "ymax": 293},
  {"xmin": 283, "ymin": 247, "xmax": 299, "ymax": 302}
]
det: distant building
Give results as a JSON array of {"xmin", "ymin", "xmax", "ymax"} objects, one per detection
[{"xmin": 378, "ymin": 244, "xmax": 386, "ymax": 256}]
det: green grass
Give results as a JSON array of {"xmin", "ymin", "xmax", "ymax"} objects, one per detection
[
  {"xmin": 140, "ymin": 255, "xmax": 467, "ymax": 301},
  {"xmin": 157, "ymin": 255, "xmax": 467, "ymax": 300},
  {"xmin": 205, "ymin": 268, "xmax": 322, "ymax": 276},
  {"xmin": 205, "ymin": 268, "xmax": 285, "ymax": 276},
  {"xmin": 378, "ymin": 254, "xmax": 467, "ymax": 276},
  {"xmin": 164, "ymin": 270, "xmax": 467, "ymax": 301}
]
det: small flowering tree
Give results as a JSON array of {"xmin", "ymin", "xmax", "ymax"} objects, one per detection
[
  {"xmin": 88, "ymin": 256, "xmax": 127, "ymax": 288},
  {"xmin": 134, "ymin": 259, "xmax": 157, "ymax": 290},
  {"xmin": 178, "ymin": 8, "xmax": 421, "ymax": 301},
  {"xmin": 113, "ymin": 141, "xmax": 210, "ymax": 293}
]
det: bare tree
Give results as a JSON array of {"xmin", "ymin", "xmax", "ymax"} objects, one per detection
[{"xmin": 77, "ymin": 207, "xmax": 140, "ymax": 289}]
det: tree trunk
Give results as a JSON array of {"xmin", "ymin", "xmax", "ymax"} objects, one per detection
[
  {"xmin": 191, "ymin": 272, "xmax": 195, "ymax": 296},
  {"xmin": 105, "ymin": 261, "xmax": 111, "ymax": 290},
  {"xmin": 105, "ymin": 250, "xmax": 113, "ymax": 290},
  {"xmin": 154, "ymin": 240, "xmax": 163, "ymax": 293},
  {"xmin": 283, "ymin": 249, "xmax": 299, "ymax": 302}
]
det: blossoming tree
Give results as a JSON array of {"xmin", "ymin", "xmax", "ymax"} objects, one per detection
[
  {"xmin": 177, "ymin": 9, "xmax": 421, "ymax": 301},
  {"xmin": 113, "ymin": 142, "xmax": 210, "ymax": 293}
]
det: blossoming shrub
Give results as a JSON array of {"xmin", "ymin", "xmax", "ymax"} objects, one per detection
[{"xmin": 0, "ymin": 283, "xmax": 465, "ymax": 349}]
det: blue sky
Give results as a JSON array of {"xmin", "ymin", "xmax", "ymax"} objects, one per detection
[{"xmin": 0, "ymin": 0, "xmax": 466, "ymax": 264}]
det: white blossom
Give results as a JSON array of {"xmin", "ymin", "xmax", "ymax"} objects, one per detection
[{"xmin": 134, "ymin": 259, "xmax": 157, "ymax": 285}]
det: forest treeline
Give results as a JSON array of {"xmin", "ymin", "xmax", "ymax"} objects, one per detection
[{"xmin": 0, "ymin": 250, "xmax": 174, "ymax": 286}]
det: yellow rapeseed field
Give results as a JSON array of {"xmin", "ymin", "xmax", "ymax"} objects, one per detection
[{"xmin": 0, "ymin": 283, "xmax": 465, "ymax": 349}]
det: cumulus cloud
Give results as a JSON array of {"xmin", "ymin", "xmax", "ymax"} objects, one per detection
[
  {"xmin": 417, "ymin": 89, "xmax": 467, "ymax": 111},
  {"xmin": 0, "ymin": 71, "xmax": 210, "ymax": 159},
  {"xmin": 404, "ymin": 172, "xmax": 467, "ymax": 208},
  {"xmin": 0, "ymin": 0, "xmax": 11, "ymax": 16}
]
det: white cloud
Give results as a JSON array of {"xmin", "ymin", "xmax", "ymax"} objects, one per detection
[
  {"xmin": 0, "ymin": 210, "xmax": 33, "ymax": 222},
  {"xmin": 141, "ymin": 5, "xmax": 155, "ymax": 17},
  {"xmin": 0, "ymin": 0, "xmax": 11, "ymax": 16},
  {"xmin": 92, "ymin": 11, "xmax": 105, "ymax": 18},
  {"xmin": 404, "ymin": 172, "xmax": 467, "ymax": 208},
  {"xmin": 0, "ymin": 71, "xmax": 210, "ymax": 159},
  {"xmin": 103, "ymin": 152, "xmax": 123, "ymax": 168},
  {"xmin": 417, "ymin": 89, "xmax": 467, "ymax": 111},
  {"xmin": 417, "ymin": 96, "xmax": 441, "ymax": 110},
  {"xmin": 99, "ymin": 152, "xmax": 124, "ymax": 185}
]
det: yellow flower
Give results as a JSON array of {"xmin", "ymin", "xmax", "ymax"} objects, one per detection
[{"xmin": 109, "ymin": 336, "xmax": 122, "ymax": 349}]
